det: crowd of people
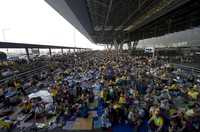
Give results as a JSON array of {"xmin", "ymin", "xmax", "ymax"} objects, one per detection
[
  {"xmin": 0, "ymin": 57, "xmax": 47, "ymax": 80},
  {"xmin": 0, "ymin": 50, "xmax": 200, "ymax": 131}
]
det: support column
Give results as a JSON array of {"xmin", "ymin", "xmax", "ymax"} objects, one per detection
[
  {"xmin": 168, "ymin": 19, "xmax": 172, "ymax": 34},
  {"xmin": 120, "ymin": 44, "xmax": 123, "ymax": 51},
  {"xmin": 110, "ymin": 44, "xmax": 113, "ymax": 50},
  {"xmin": 128, "ymin": 42, "xmax": 132, "ymax": 54},
  {"xmin": 25, "ymin": 48, "xmax": 30, "ymax": 61},
  {"xmin": 106, "ymin": 44, "xmax": 109, "ymax": 50},
  {"xmin": 38, "ymin": 48, "xmax": 40, "ymax": 55},
  {"xmin": 128, "ymin": 42, "xmax": 132, "ymax": 50},
  {"xmin": 132, "ymin": 40, "xmax": 138, "ymax": 49},
  {"xmin": 114, "ymin": 40, "xmax": 119, "ymax": 51},
  {"xmin": 49, "ymin": 48, "xmax": 52, "ymax": 57},
  {"xmin": 107, "ymin": 44, "xmax": 112, "ymax": 50},
  {"xmin": 61, "ymin": 48, "xmax": 64, "ymax": 55},
  {"xmin": 153, "ymin": 47, "xmax": 155, "ymax": 59},
  {"xmin": 113, "ymin": 39, "xmax": 119, "ymax": 61}
]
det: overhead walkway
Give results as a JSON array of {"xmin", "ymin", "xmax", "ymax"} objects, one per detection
[{"xmin": 0, "ymin": 41, "xmax": 90, "ymax": 61}]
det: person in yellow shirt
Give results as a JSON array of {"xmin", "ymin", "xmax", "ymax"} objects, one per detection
[
  {"xmin": 51, "ymin": 88, "xmax": 57, "ymax": 97},
  {"xmin": 0, "ymin": 119, "xmax": 11, "ymax": 129},
  {"xmin": 112, "ymin": 101, "xmax": 121, "ymax": 110},
  {"xmin": 119, "ymin": 93, "xmax": 126, "ymax": 104},
  {"xmin": 14, "ymin": 81, "xmax": 21, "ymax": 89},
  {"xmin": 169, "ymin": 84, "xmax": 177, "ymax": 90},
  {"xmin": 22, "ymin": 98, "xmax": 32, "ymax": 113},
  {"xmin": 109, "ymin": 80, "xmax": 115, "ymax": 86},
  {"xmin": 100, "ymin": 90, "xmax": 104, "ymax": 99},
  {"xmin": 51, "ymin": 86, "xmax": 58, "ymax": 103},
  {"xmin": 148, "ymin": 107, "xmax": 164, "ymax": 132},
  {"xmin": 103, "ymin": 90, "xmax": 108, "ymax": 101},
  {"xmin": 14, "ymin": 80, "xmax": 27, "ymax": 96},
  {"xmin": 187, "ymin": 88, "xmax": 199, "ymax": 100}
]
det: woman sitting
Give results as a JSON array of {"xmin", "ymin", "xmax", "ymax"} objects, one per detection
[{"xmin": 148, "ymin": 107, "xmax": 165, "ymax": 132}]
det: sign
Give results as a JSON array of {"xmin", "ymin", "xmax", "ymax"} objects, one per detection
[{"xmin": 144, "ymin": 47, "xmax": 154, "ymax": 53}]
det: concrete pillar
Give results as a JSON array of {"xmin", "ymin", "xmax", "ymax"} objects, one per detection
[
  {"xmin": 128, "ymin": 42, "xmax": 132, "ymax": 50},
  {"xmin": 49, "ymin": 48, "xmax": 52, "ymax": 57},
  {"xmin": 114, "ymin": 40, "xmax": 119, "ymax": 51},
  {"xmin": 114, "ymin": 43, "xmax": 118, "ymax": 50},
  {"xmin": 153, "ymin": 47, "xmax": 155, "ymax": 59},
  {"xmin": 38, "ymin": 48, "xmax": 40, "ymax": 55},
  {"xmin": 120, "ymin": 44, "xmax": 123, "ymax": 51},
  {"xmin": 106, "ymin": 44, "xmax": 109, "ymax": 50},
  {"xmin": 25, "ymin": 48, "xmax": 30, "ymax": 61},
  {"xmin": 107, "ymin": 44, "xmax": 112, "ymax": 50},
  {"xmin": 132, "ymin": 41, "xmax": 138, "ymax": 49},
  {"xmin": 109, "ymin": 44, "xmax": 111, "ymax": 50},
  {"xmin": 61, "ymin": 48, "xmax": 64, "ymax": 55}
]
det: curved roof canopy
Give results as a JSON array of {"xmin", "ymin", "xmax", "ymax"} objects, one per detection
[{"xmin": 46, "ymin": 0, "xmax": 200, "ymax": 44}]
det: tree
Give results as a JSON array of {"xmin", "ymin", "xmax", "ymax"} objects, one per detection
[{"xmin": 0, "ymin": 51, "xmax": 7, "ymax": 62}]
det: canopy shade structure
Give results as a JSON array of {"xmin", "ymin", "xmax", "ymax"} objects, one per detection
[
  {"xmin": 46, "ymin": 0, "xmax": 200, "ymax": 45},
  {"xmin": 0, "ymin": 41, "xmax": 89, "ymax": 61},
  {"xmin": 0, "ymin": 41, "xmax": 89, "ymax": 49}
]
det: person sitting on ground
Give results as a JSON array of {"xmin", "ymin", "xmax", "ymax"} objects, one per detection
[
  {"xmin": 79, "ymin": 102, "xmax": 89, "ymax": 118},
  {"xmin": 101, "ymin": 107, "xmax": 111, "ymax": 128},
  {"xmin": 50, "ymin": 85, "xmax": 58, "ymax": 103},
  {"xmin": 0, "ymin": 86, "xmax": 5, "ymax": 107},
  {"xmin": 148, "ymin": 107, "xmax": 165, "ymax": 132},
  {"xmin": 14, "ymin": 80, "xmax": 27, "ymax": 96},
  {"xmin": 119, "ymin": 93, "xmax": 126, "ymax": 104},
  {"xmin": 21, "ymin": 97, "xmax": 32, "ymax": 114},
  {"xmin": 187, "ymin": 85, "xmax": 199, "ymax": 100},
  {"xmin": 169, "ymin": 110, "xmax": 186, "ymax": 132}
]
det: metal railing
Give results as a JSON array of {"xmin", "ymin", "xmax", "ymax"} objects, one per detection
[
  {"xmin": 171, "ymin": 63, "xmax": 200, "ymax": 75},
  {"xmin": 0, "ymin": 65, "xmax": 48, "ymax": 85}
]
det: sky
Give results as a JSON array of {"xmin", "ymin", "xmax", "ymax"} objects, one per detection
[{"xmin": 0, "ymin": 0, "xmax": 104, "ymax": 50}]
